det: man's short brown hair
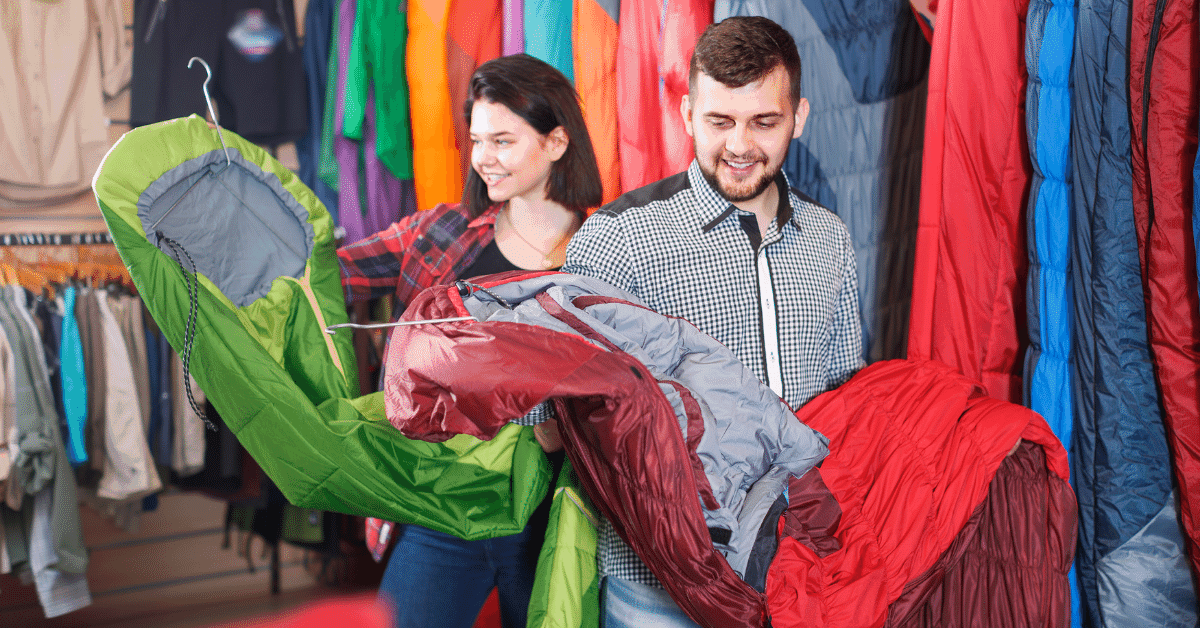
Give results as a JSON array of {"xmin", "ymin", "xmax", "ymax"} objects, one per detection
[{"xmin": 688, "ymin": 16, "xmax": 802, "ymax": 107}]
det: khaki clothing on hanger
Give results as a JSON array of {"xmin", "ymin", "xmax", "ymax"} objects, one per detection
[
  {"xmin": 93, "ymin": 290, "xmax": 161, "ymax": 501},
  {"xmin": 0, "ymin": 0, "xmax": 131, "ymax": 208},
  {"xmin": 107, "ymin": 293, "xmax": 151, "ymax": 431}
]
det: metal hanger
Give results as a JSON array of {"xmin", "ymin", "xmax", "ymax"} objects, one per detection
[
  {"xmin": 324, "ymin": 317, "xmax": 476, "ymax": 335},
  {"xmin": 324, "ymin": 281, "xmax": 521, "ymax": 334},
  {"xmin": 148, "ymin": 57, "xmax": 232, "ymax": 232},
  {"xmin": 187, "ymin": 56, "xmax": 231, "ymax": 168}
]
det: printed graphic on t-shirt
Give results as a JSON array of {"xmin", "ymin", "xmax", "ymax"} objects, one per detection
[{"xmin": 227, "ymin": 9, "xmax": 283, "ymax": 62}]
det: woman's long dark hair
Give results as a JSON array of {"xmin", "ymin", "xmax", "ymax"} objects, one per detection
[{"xmin": 462, "ymin": 54, "xmax": 603, "ymax": 218}]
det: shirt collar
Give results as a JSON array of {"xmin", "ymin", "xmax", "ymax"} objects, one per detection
[
  {"xmin": 467, "ymin": 203, "xmax": 503, "ymax": 230},
  {"xmin": 688, "ymin": 161, "xmax": 796, "ymax": 235}
]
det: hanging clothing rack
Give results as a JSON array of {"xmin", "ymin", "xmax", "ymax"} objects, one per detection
[
  {"xmin": 0, "ymin": 232, "xmax": 114, "ymax": 246},
  {"xmin": 0, "ymin": 234, "xmax": 130, "ymax": 293}
]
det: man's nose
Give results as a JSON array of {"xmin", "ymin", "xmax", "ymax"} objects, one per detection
[{"xmin": 725, "ymin": 125, "xmax": 751, "ymax": 156}]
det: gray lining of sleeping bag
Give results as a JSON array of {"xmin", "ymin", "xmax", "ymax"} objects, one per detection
[
  {"xmin": 727, "ymin": 465, "xmax": 791, "ymax": 584},
  {"xmin": 471, "ymin": 287, "xmax": 745, "ymax": 544},
  {"xmin": 136, "ymin": 148, "xmax": 315, "ymax": 307},
  {"xmin": 458, "ymin": 274, "xmax": 828, "ymax": 579},
  {"xmin": 1096, "ymin": 492, "xmax": 1198, "ymax": 627}
]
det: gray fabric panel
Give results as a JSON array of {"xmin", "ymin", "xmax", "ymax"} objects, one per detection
[
  {"xmin": 460, "ymin": 273, "xmax": 827, "ymax": 574},
  {"xmin": 596, "ymin": 0, "xmax": 619, "ymax": 22},
  {"xmin": 1096, "ymin": 494, "xmax": 1198, "ymax": 627},
  {"xmin": 461, "ymin": 273, "xmax": 649, "ymax": 310},
  {"xmin": 136, "ymin": 148, "xmax": 315, "ymax": 307},
  {"xmin": 723, "ymin": 465, "xmax": 791, "ymax": 579},
  {"xmin": 655, "ymin": 377, "xmax": 738, "ymax": 542}
]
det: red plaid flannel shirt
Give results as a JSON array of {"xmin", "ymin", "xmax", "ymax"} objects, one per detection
[
  {"xmin": 337, "ymin": 202, "xmax": 500, "ymax": 311},
  {"xmin": 337, "ymin": 202, "xmax": 499, "ymax": 559}
]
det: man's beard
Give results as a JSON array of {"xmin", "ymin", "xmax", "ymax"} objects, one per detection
[{"xmin": 698, "ymin": 151, "xmax": 779, "ymax": 203}]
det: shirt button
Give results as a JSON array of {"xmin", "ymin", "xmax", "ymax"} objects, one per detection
[{"xmin": 424, "ymin": 255, "xmax": 433, "ymax": 264}]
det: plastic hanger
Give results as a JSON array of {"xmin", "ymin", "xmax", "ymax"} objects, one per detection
[
  {"xmin": 0, "ymin": 263, "xmax": 17, "ymax": 285},
  {"xmin": 13, "ymin": 263, "xmax": 46, "ymax": 297}
]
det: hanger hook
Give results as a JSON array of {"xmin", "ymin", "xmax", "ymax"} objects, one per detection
[{"xmin": 187, "ymin": 56, "xmax": 231, "ymax": 167}]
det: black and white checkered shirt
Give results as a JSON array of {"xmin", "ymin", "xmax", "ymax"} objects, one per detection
[{"xmin": 562, "ymin": 160, "xmax": 864, "ymax": 585}]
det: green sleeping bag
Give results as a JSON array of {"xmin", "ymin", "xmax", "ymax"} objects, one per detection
[
  {"xmin": 94, "ymin": 115, "xmax": 598, "ymax": 625},
  {"xmin": 92, "ymin": 114, "xmax": 550, "ymax": 538}
]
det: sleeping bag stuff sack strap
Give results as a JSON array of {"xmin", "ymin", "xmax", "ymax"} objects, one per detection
[{"xmin": 91, "ymin": 114, "xmax": 550, "ymax": 539}]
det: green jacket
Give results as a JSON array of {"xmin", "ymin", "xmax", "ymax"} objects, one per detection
[{"xmin": 344, "ymin": 0, "xmax": 413, "ymax": 179}]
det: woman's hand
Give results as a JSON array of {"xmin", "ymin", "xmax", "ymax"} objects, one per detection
[{"xmin": 532, "ymin": 419, "xmax": 564, "ymax": 453}]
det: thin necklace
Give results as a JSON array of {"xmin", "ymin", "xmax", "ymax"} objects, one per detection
[{"xmin": 501, "ymin": 205, "xmax": 575, "ymax": 268}]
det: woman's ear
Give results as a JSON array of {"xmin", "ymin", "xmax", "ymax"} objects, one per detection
[{"xmin": 546, "ymin": 126, "xmax": 569, "ymax": 161}]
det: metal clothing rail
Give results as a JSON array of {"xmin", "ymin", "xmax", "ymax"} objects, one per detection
[{"xmin": 0, "ymin": 232, "xmax": 114, "ymax": 246}]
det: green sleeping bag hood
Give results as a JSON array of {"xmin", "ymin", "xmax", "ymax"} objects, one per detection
[{"xmin": 91, "ymin": 115, "xmax": 551, "ymax": 539}]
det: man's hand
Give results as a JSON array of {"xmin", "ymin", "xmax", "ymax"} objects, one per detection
[{"xmin": 533, "ymin": 419, "xmax": 564, "ymax": 453}]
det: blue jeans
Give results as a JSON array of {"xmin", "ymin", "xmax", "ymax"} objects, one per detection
[
  {"xmin": 378, "ymin": 523, "xmax": 543, "ymax": 628},
  {"xmin": 600, "ymin": 576, "xmax": 700, "ymax": 628}
]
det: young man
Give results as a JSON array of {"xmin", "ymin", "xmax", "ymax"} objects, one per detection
[{"xmin": 563, "ymin": 15, "xmax": 865, "ymax": 626}]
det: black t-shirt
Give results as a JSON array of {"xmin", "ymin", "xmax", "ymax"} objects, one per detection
[
  {"xmin": 459, "ymin": 239, "xmax": 561, "ymax": 280},
  {"xmin": 459, "ymin": 239, "xmax": 522, "ymax": 280}
]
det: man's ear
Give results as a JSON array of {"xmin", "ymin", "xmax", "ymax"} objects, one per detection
[
  {"xmin": 546, "ymin": 126, "xmax": 569, "ymax": 161},
  {"xmin": 681, "ymin": 94, "xmax": 694, "ymax": 137},
  {"xmin": 792, "ymin": 97, "xmax": 810, "ymax": 140}
]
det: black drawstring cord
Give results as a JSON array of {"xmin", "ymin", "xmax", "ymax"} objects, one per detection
[
  {"xmin": 456, "ymin": 281, "xmax": 514, "ymax": 310},
  {"xmin": 157, "ymin": 232, "xmax": 218, "ymax": 431}
]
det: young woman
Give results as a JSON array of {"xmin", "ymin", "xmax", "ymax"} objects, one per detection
[{"xmin": 336, "ymin": 54, "xmax": 603, "ymax": 628}]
